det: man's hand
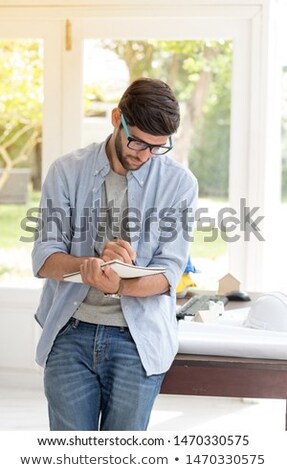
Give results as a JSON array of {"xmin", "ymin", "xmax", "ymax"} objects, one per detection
[
  {"xmin": 101, "ymin": 239, "xmax": 136, "ymax": 264},
  {"xmin": 80, "ymin": 258, "xmax": 121, "ymax": 294}
]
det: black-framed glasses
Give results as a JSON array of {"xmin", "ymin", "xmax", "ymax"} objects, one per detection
[{"xmin": 120, "ymin": 113, "xmax": 173, "ymax": 156}]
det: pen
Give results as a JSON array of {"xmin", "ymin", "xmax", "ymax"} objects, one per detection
[{"xmin": 113, "ymin": 236, "xmax": 137, "ymax": 266}]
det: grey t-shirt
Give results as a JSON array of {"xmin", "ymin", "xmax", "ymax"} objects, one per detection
[{"xmin": 73, "ymin": 169, "xmax": 128, "ymax": 327}]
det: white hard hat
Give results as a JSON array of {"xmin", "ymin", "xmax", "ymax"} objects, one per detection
[{"xmin": 244, "ymin": 292, "xmax": 287, "ymax": 332}]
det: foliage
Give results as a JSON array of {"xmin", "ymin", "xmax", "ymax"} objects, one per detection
[
  {"xmin": 282, "ymin": 159, "xmax": 287, "ymax": 201},
  {"xmin": 0, "ymin": 40, "xmax": 42, "ymax": 121},
  {"xmin": 190, "ymin": 228, "xmax": 227, "ymax": 259},
  {"xmin": 0, "ymin": 191, "xmax": 41, "ymax": 249},
  {"xmin": 0, "ymin": 40, "xmax": 43, "ymax": 190},
  {"xmin": 0, "ymin": 192, "xmax": 41, "ymax": 281},
  {"xmin": 189, "ymin": 47, "xmax": 232, "ymax": 197},
  {"xmin": 90, "ymin": 39, "xmax": 232, "ymax": 196}
]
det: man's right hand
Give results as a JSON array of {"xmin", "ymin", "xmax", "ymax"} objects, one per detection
[{"xmin": 101, "ymin": 239, "xmax": 136, "ymax": 265}]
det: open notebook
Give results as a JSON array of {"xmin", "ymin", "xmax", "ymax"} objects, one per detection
[{"xmin": 63, "ymin": 260, "xmax": 166, "ymax": 283}]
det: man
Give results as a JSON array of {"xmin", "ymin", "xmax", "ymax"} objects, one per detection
[{"xmin": 32, "ymin": 78, "xmax": 198, "ymax": 431}]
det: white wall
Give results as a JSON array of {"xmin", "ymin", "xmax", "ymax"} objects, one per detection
[{"xmin": 0, "ymin": 288, "xmax": 43, "ymax": 388}]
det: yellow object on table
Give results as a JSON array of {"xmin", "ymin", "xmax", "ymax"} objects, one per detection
[{"xmin": 176, "ymin": 272, "xmax": 197, "ymax": 298}]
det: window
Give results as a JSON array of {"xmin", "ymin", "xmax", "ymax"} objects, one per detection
[
  {"xmin": 0, "ymin": 38, "xmax": 43, "ymax": 286},
  {"xmin": 0, "ymin": 4, "xmax": 270, "ymax": 292},
  {"xmin": 0, "ymin": 20, "xmax": 62, "ymax": 288},
  {"xmin": 81, "ymin": 38, "xmax": 233, "ymax": 288}
]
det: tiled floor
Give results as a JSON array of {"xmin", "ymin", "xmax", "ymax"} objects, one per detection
[{"xmin": 0, "ymin": 386, "xmax": 285, "ymax": 431}]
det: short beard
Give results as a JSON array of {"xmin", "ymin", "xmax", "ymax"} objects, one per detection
[
  {"xmin": 114, "ymin": 130, "xmax": 143, "ymax": 171},
  {"xmin": 114, "ymin": 130, "xmax": 127, "ymax": 169}
]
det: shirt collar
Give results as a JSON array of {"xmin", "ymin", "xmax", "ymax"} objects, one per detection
[
  {"xmin": 92, "ymin": 137, "xmax": 111, "ymax": 177},
  {"xmin": 127, "ymin": 157, "xmax": 152, "ymax": 187}
]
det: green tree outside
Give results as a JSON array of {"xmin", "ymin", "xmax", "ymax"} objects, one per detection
[{"xmin": 0, "ymin": 40, "xmax": 43, "ymax": 193}]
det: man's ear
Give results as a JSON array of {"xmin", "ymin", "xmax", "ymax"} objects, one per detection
[{"xmin": 111, "ymin": 108, "xmax": 121, "ymax": 128}]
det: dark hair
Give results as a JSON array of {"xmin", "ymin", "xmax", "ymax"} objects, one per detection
[{"xmin": 118, "ymin": 78, "xmax": 180, "ymax": 136}]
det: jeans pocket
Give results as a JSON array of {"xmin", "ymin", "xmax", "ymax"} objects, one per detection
[{"xmin": 57, "ymin": 318, "xmax": 77, "ymax": 337}]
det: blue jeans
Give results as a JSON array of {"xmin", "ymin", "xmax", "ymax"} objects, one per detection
[{"xmin": 44, "ymin": 319, "xmax": 165, "ymax": 431}]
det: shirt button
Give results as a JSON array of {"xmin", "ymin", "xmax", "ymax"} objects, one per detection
[{"xmin": 73, "ymin": 301, "xmax": 78, "ymax": 306}]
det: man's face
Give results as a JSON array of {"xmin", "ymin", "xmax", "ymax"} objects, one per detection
[{"xmin": 114, "ymin": 124, "xmax": 170, "ymax": 171}]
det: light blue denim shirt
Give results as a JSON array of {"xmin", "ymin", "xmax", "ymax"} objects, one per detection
[{"xmin": 32, "ymin": 139, "xmax": 198, "ymax": 375}]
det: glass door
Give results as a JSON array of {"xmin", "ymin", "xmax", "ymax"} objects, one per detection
[{"xmin": 0, "ymin": 21, "xmax": 62, "ymax": 288}]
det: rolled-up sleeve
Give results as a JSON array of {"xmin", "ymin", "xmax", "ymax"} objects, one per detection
[
  {"xmin": 32, "ymin": 162, "xmax": 73, "ymax": 277},
  {"xmin": 149, "ymin": 171, "xmax": 198, "ymax": 292}
]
